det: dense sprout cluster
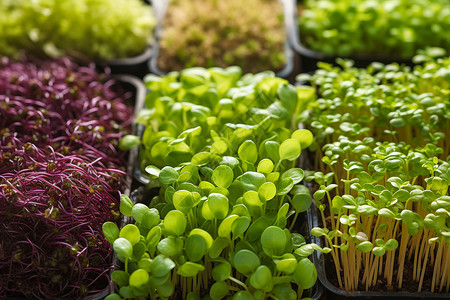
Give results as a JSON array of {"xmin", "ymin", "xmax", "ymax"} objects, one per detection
[
  {"xmin": 299, "ymin": 51, "xmax": 450, "ymax": 292},
  {"xmin": 107, "ymin": 67, "xmax": 321, "ymax": 299},
  {"xmin": 159, "ymin": 0, "xmax": 286, "ymax": 73},
  {"xmin": 0, "ymin": 57, "xmax": 134, "ymax": 298},
  {"xmin": 0, "ymin": 0, "xmax": 155, "ymax": 60},
  {"xmin": 299, "ymin": 0, "xmax": 450, "ymax": 58}
]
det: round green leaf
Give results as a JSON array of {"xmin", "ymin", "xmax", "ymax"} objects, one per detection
[
  {"xmin": 218, "ymin": 214, "xmax": 239, "ymax": 238},
  {"xmin": 257, "ymin": 159, "xmax": 274, "ymax": 174},
  {"xmin": 276, "ymin": 254, "xmax": 297, "ymax": 274},
  {"xmin": 212, "ymin": 165, "xmax": 234, "ymax": 188},
  {"xmin": 103, "ymin": 222, "xmax": 119, "ymax": 245},
  {"xmin": 131, "ymin": 203, "xmax": 150, "ymax": 224},
  {"xmin": 261, "ymin": 226, "xmax": 286, "ymax": 255},
  {"xmin": 291, "ymin": 129, "xmax": 313, "ymax": 149},
  {"xmin": 208, "ymin": 193, "xmax": 229, "ymax": 219},
  {"xmin": 142, "ymin": 208, "xmax": 160, "ymax": 229},
  {"xmin": 232, "ymin": 291, "xmax": 255, "ymax": 300},
  {"xmin": 146, "ymin": 226, "xmax": 162, "ymax": 252},
  {"xmin": 119, "ymin": 134, "xmax": 141, "ymax": 150},
  {"xmin": 120, "ymin": 194, "xmax": 133, "ymax": 217},
  {"xmin": 210, "ymin": 281, "xmax": 229, "ymax": 300},
  {"xmin": 212, "ymin": 262, "xmax": 231, "ymax": 282},
  {"xmin": 279, "ymin": 139, "xmax": 301, "ymax": 161},
  {"xmin": 177, "ymin": 262, "xmax": 205, "ymax": 277},
  {"xmin": 238, "ymin": 140, "xmax": 258, "ymax": 163},
  {"xmin": 150, "ymin": 255, "xmax": 175, "ymax": 277},
  {"xmin": 240, "ymin": 172, "xmax": 266, "ymax": 191},
  {"xmin": 157, "ymin": 237, "xmax": 183, "ymax": 256},
  {"xmin": 280, "ymin": 168, "xmax": 304, "ymax": 185},
  {"xmin": 276, "ymin": 178, "xmax": 294, "ymax": 195},
  {"xmin": 231, "ymin": 216, "xmax": 251, "ymax": 238},
  {"xmin": 243, "ymin": 190, "xmax": 264, "ymax": 207},
  {"xmin": 293, "ymin": 258, "xmax": 317, "ymax": 289},
  {"xmin": 129, "ymin": 269, "xmax": 149, "ymax": 288},
  {"xmin": 234, "ymin": 249, "xmax": 260, "ymax": 275},
  {"xmin": 189, "ymin": 228, "xmax": 214, "ymax": 249},
  {"xmin": 164, "ymin": 210, "xmax": 186, "ymax": 236},
  {"xmin": 258, "ymin": 182, "xmax": 277, "ymax": 201},
  {"xmin": 119, "ymin": 224, "xmax": 140, "ymax": 246},
  {"xmin": 111, "ymin": 270, "xmax": 130, "ymax": 287},
  {"xmin": 173, "ymin": 190, "xmax": 198, "ymax": 214},
  {"xmin": 159, "ymin": 166, "xmax": 179, "ymax": 185},
  {"xmin": 250, "ymin": 265, "xmax": 272, "ymax": 290},
  {"xmin": 185, "ymin": 234, "xmax": 207, "ymax": 262},
  {"xmin": 290, "ymin": 193, "xmax": 312, "ymax": 213},
  {"xmin": 113, "ymin": 238, "xmax": 133, "ymax": 259}
]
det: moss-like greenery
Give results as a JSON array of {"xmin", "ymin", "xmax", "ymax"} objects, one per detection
[
  {"xmin": 0, "ymin": 0, "xmax": 156, "ymax": 60},
  {"xmin": 159, "ymin": 0, "xmax": 286, "ymax": 73},
  {"xmin": 298, "ymin": 0, "xmax": 450, "ymax": 58}
]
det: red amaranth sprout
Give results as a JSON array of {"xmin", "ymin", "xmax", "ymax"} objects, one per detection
[{"xmin": 0, "ymin": 56, "xmax": 134, "ymax": 298}]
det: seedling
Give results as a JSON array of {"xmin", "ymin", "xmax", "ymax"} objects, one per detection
[
  {"xmin": 298, "ymin": 0, "xmax": 450, "ymax": 58},
  {"xmin": 158, "ymin": 0, "xmax": 286, "ymax": 73}
]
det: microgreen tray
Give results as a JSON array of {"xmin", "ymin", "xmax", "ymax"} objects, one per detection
[
  {"xmin": 307, "ymin": 204, "xmax": 450, "ymax": 300},
  {"xmin": 148, "ymin": 0, "xmax": 295, "ymax": 79},
  {"xmin": 287, "ymin": 2, "xmax": 413, "ymax": 73}
]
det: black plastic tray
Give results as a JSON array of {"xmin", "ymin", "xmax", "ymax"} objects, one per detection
[
  {"xmin": 288, "ymin": 1, "xmax": 413, "ymax": 73},
  {"xmin": 148, "ymin": 0, "xmax": 295, "ymax": 79},
  {"xmin": 106, "ymin": 47, "xmax": 153, "ymax": 78},
  {"xmin": 306, "ymin": 204, "xmax": 450, "ymax": 300}
]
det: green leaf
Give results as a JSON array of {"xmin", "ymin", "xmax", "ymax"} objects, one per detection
[
  {"xmin": 257, "ymin": 159, "xmax": 274, "ymax": 174},
  {"xmin": 157, "ymin": 237, "xmax": 183, "ymax": 256},
  {"xmin": 212, "ymin": 165, "xmax": 234, "ymax": 188},
  {"xmin": 265, "ymin": 141, "xmax": 280, "ymax": 162},
  {"xmin": 278, "ymin": 84, "xmax": 298, "ymax": 112},
  {"xmin": 243, "ymin": 190, "xmax": 264, "ymax": 207},
  {"xmin": 173, "ymin": 190, "xmax": 199, "ymax": 214},
  {"xmin": 119, "ymin": 135, "xmax": 141, "ymax": 151},
  {"xmin": 111, "ymin": 270, "xmax": 130, "ymax": 287},
  {"xmin": 275, "ymin": 254, "xmax": 297, "ymax": 274},
  {"xmin": 185, "ymin": 234, "xmax": 207, "ymax": 262},
  {"xmin": 209, "ymin": 236, "xmax": 230, "ymax": 258},
  {"xmin": 150, "ymin": 255, "xmax": 175, "ymax": 277},
  {"xmin": 290, "ymin": 192, "xmax": 312, "ymax": 213},
  {"xmin": 146, "ymin": 226, "xmax": 162, "ymax": 252},
  {"xmin": 208, "ymin": 193, "xmax": 229, "ymax": 219},
  {"xmin": 258, "ymin": 182, "xmax": 277, "ymax": 201},
  {"xmin": 103, "ymin": 222, "xmax": 119, "ymax": 245},
  {"xmin": 189, "ymin": 228, "xmax": 214, "ymax": 249},
  {"xmin": 145, "ymin": 165, "xmax": 161, "ymax": 178},
  {"xmin": 291, "ymin": 129, "xmax": 314, "ymax": 149},
  {"xmin": 231, "ymin": 216, "xmax": 251, "ymax": 238},
  {"xmin": 238, "ymin": 140, "xmax": 258, "ymax": 163},
  {"xmin": 120, "ymin": 194, "xmax": 134, "ymax": 217},
  {"xmin": 281, "ymin": 168, "xmax": 304, "ymax": 185},
  {"xmin": 129, "ymin": 269, "xmax": 149, "ymax": 288},
  {"xmin": 276, "ymin": 178, "xmax": 294, "ymax": 195},
  {"xmin": 212, "ymin": 262, "xmax": 231, "ymax": 282},
  {"xmin": 261, "ymin": 226, "xmax": 286, "ymax": 256},
  {"xmin": 240, "ymin": 172, "xmax": 266, "ymax": 191},
  {"xmin": 234, "ymin": 249, "xmax": 260, "ymax": 275},
  {"xmin": 164, "ymin": 210, "xmax": 186, "ymax": 236},
  {"xmin": 177, "ymin": 262, "xmax": 205, "ymax": 277},
  {"xmin": 250, "ymin": 265, "xmax": 273, "ymax": 290},
  {"xmin": 293, "ymin": 258, "xmax": 317, "ymax": 289},
  {"xmin": 119, "ymin": 224, "xmax": 140, "ymax": 246},
  {"xmin": 279, "ymin": 139, "xmax": 301, "ymax": 161},
  {"xmin": 218, "ymin": 214, "xmax": 239, "ymax": 238},
  {"xmin": 141, "ymin": 208, "xmax": 160, "ymax": 229},
  {"xmin": 159, "ymin": 166, "xmax": 179, "ymax": 185},
  {"xmin": 210, "ymin": 281, "xmax": 229, "ymax": 300},
  {"xmin": 113, "ymin": 238, "xmax": 133, "ymax": 260}
]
